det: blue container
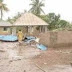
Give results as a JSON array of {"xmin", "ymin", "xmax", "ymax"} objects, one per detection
[
  {"xmin": 0, "ymin": 35, "xmax": 4, "ymax": 40},
  {"xmin": 36, "ymin": 44, "xmax": 47, "ymax": 51},
  {"xmin": 2, "ymin": 35, "xmax": 17, "ymax": 41}
]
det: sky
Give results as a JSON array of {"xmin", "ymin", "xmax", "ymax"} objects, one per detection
[{"xmin": 2, "ymin": 0, "xmax": 72, "ymax": 22}]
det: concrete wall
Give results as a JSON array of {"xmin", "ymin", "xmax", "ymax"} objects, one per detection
[
  {"xmin": 57, "ymin": 31, "xmax": 72, "ymax": 43},
  {"xmin": 37, "ymin": 31, "xmax": 72, "ymax": 47}
]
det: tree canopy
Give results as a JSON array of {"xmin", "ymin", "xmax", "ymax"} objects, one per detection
[
  {"xmin": 39, "ymin": 13, "xmax": 70, "ymax": 30},
  {"xmin": 29, "ymin": 0, "xmax": 45, "ymax": 16}
]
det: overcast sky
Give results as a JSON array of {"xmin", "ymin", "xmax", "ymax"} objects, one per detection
[{"xmin": 2, "ymin": 0, "xmax": 72, "ymax": 22}]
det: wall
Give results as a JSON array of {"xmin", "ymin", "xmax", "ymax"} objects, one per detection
[
  {"xmin": 0, "ymin": 27, "xmax": 11, "ymax": 35},
  {"xmin": 37, "ymin": 31, "xmax": 72, "ymax": 47}
]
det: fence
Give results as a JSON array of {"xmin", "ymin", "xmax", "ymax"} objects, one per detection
[{"xmin": 37, "ymin": 31, "xmax": 72, "ymax": 48}]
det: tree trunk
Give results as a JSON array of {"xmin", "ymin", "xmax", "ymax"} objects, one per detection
[{"xmin": 1, "ymin": 9, "xmax": 3, "ymax": 20}]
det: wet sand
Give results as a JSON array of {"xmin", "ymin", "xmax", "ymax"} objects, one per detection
[{"xmin": 0, "ymin": 42, "xmax": 72, "ymax": 72}]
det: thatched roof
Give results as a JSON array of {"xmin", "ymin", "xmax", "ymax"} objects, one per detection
[
  {"xmin": 0, "ymin": 20, "xmax": 12, "ymax": 27},
  {"xmin": 13, "ymin": 13, "xmax": 49, "ymax": 26}
]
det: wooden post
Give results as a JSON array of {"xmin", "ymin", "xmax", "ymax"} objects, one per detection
[
  {"xmin": 40, "ymin": 26, "xmax": 41, "ymax": 32},
  {"xmin": 28, "ymin": 26, "xmax": 29, "ymax": 33}
]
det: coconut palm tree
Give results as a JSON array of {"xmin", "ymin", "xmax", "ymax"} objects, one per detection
[
  {"xmin": 29, "ymin": 0, "xmax": 45, "ymax": 16},
  {"xmin": 0, "ymin": 0, "xmax": 9, "ymax": 20}
]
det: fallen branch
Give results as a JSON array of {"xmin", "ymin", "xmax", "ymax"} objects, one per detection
[{"xmin": 35, "ymin": 64, "xmax": 46, "ymax": 72}]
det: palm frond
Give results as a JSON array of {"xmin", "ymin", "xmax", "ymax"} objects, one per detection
[{"xmin": 29, "ymin": 0, "xmax": 45, "ymax": 15}]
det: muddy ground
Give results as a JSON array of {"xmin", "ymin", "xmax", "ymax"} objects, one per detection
[{"xmin": 0, "ymin": 42, "xmax": 72, "ymax": 72}]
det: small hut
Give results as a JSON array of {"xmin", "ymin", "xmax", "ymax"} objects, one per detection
[
  {"xmin": 13, "ymin": 13, "xmax": 49, "ymax": 35},
  {"xmin": 0, "ymin": 20, "xmax": 12, "ymax": 35}
]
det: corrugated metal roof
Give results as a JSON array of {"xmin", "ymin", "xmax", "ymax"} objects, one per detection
[
  {"xmin": 0, "ymin": 20, "xmax": 12, "ymax": 27},
  {"xmin": 13, "ymin": 13, "xmax": 49, "ymax": 26}
]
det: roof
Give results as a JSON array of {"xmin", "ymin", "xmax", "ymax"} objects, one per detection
[
  {"xmin": 0, "ymin": 20, "xmax": 12, "ymax": 27},
  {"xmin": 13, "ymin": 13, "xmax": 49, "ymax": 26}
]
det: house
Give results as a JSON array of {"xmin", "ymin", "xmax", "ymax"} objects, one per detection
[
  {"xmin": 13, "ymin": 13, "xmax": 49, "ymax": 35},
  {"xmin": 0, "ymin": 20, "xmax": 12, "ymax": 35}
]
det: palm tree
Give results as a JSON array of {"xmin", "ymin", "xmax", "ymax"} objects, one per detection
[
  {"xmin": 0, "ymin": 0, "xmax": 9, "ymax": 20},
  {"xmin": 29, "ymin": 0, "xmax": 45, "ymax": 16}
]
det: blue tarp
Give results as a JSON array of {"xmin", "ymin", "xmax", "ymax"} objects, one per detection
[
  {"xmin": 0, "ymin": 35, "xmax": 17, "ymax": 41},
  {"xmin": 36, "ymin": 44, "xmax": 47, "ymax": 51}
]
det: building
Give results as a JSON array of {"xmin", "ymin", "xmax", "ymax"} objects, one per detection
[
  {"xmin": 13, "ymin": 13, "xmax": 49, "ymax": 35},
  {"xmin": 0, "ymin": 20, "xmax": 12, "ymax": 35}
]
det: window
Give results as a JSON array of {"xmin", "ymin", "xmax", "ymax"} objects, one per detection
[{"xmin": 3, "ymin": 27, "xmax": 7, "ymax": 31}]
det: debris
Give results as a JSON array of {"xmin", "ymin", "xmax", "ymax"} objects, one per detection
[
  {"xmin": 24, "ymin": 36, "xmax": 36, "ymax": 43},
  {"xmin": 26, "ymin": 36, "xmax": 36, "ymax": 40},
  {"xmin": 9, "ymin": 56, "xmax": 22, "ymax": 62},
  {"xmin": 35, "ymin": 64, "xmax": 46, "ymax": 72},
  {"xmin": 35, "ymin": 38, "xmax": 40, "ymax": 43}
]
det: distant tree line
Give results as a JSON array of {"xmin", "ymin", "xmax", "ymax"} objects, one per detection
[{"xmin": 39, "ymin": 13, "xmax": 71, "ymax": 30}]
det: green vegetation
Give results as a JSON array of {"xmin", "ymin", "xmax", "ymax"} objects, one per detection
[
  {"xmin": 7, "ymin": 12, "xmax": 21, "ymax": 24},
  {"xmin": 29, "ymin": 0, "xmax": 72, "ymax": 31},
  {"xmin": 39, "ymin": 13, "xmax": 70, "ymax": 30}
]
